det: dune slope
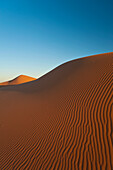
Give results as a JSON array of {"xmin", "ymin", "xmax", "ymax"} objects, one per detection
[
  {"xmin": 0, "ymin": 75, "xmax": 36, "ymax": 86},
  {"xmin": 0, "ymin": 53, "xmax": 112, "ymax": 169}
]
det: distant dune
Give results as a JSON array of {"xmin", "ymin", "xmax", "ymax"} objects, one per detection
[
  {"xmin": 0, "ymin": 75, "xmax": 36, "ymax": 86},
  {"xmin": 0, "ymin": 53, "xmax": 112, "ymax": 169}
]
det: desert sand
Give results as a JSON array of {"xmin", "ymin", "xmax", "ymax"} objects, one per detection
[
  {"xmin": 0, "ymin": 53, "xmax": 112, "ymax": 169},
  {"xmin": 0, "ymin": 75, "xmax": 36, "ymax": 86}
]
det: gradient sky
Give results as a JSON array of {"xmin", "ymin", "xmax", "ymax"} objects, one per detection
[{"xmin": 0, "ymin": 0, "xmax": 113, "ymax": 82}]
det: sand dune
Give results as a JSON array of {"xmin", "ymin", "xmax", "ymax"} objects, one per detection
[
  {"xmin": 0, "ymin": 75, "xmax": 36, "ymax": 86},
  {"xmin": 0, "ymin": 53, "xmax": 112, "ymax": 169}
]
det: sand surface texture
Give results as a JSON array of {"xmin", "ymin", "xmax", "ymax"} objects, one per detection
[
  {"xmin": 0, "ymin": 75, "xmax": 36, "ymax": 86},
  {"xmin": 0, "ymin": 53, "xmax": 112, "ymax": 169}
]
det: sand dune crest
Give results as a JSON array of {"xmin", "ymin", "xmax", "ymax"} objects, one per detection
[
  {"xmin": 0, "ymin": 75, "xmax": 36, "ymax": 86},
  {"xmin": 0, "ymin": 53, "xmax": 112, "ymax": 169}
]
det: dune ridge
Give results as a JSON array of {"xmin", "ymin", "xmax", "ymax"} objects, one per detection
[
  {"xmin": 0, "ymin": 53, "xmax": 112, "ymax": 169},
  {"xmin": 0, "ymin": 75, "xmax": 36, "ymax": 86}
]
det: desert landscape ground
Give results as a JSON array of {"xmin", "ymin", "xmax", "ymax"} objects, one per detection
[
  {"xmin": 0, "ymin": 75, "xmax": 36, "ymax": 86},
  {"xmin": 0, "ymin": 53, "xmax": 112, "ymax": 169}
]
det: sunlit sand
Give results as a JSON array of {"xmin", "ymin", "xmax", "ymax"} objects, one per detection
[
  {"xmin": 0, "ymin": 53, "xmax": 112, "ymax": 169},
  {"xmin": 0, "ymin": 75, "xmax": 36, "ymax": 86}
]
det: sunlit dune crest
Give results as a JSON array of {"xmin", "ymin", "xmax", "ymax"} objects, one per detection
[
  {"xmin": 0, "ymin": 75, "xmax": 36, "ymax": 86},
  {"xmin": 0, "ymin": 53, "xmax": 112, "ymax": 169}
]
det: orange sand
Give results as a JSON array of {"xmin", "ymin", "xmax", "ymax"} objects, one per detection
[
  {"xmin": 0, "ymin": 53, "xmax": 112, "ymax": 169},
  {"xmin": 0, "ymin": 75, "xmax": 36, "ymax": 86}
]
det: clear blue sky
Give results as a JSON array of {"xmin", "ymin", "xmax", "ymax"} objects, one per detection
[{"xmin": 0, "ymin": 0, "xmax": 113, "ymax": 82}]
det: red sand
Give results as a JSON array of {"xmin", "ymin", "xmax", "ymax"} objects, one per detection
[
  {"xmin": 0, "ymin": 53, "xmax": 112, "ymax": 169},
  {"xmin": 0, "ymin": 75, "xmax": 36, "ymax": 86}
]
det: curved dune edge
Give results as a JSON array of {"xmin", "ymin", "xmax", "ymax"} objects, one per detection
[
  {"xmin": 0, "ymin": 75, "xmax": 36, "ymax": 86},
  {"xmin": 0, "ymin": 53, "xmax": 112, "ymax": 169}
]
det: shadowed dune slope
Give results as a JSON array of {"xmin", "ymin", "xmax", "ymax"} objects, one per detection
[
  {"xmin": 0, "ymin": 53, "xmax": 113, "ymax": 169},
  {"xmin": 0, "ymin": 75, "xmax": 36, "ymax": 86}
]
